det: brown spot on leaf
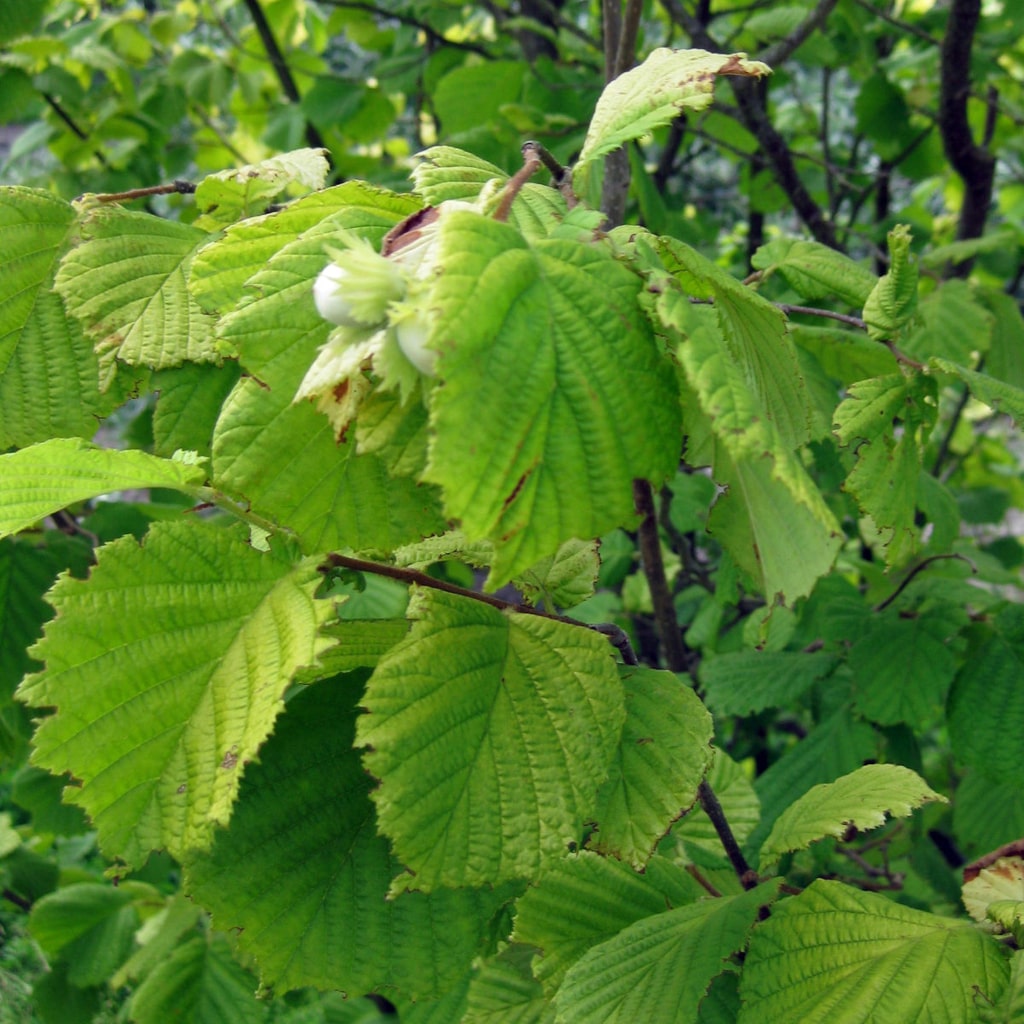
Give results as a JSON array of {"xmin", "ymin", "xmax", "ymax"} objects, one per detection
[{"xmin": 220, "ymin": 750, "xmax": 239, "ymax": 770}]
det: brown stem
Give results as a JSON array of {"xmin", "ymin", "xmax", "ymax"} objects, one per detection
[
  {"xmin": 698, "ymin": 779, "xmax": 758, "ymax": 889},
  {"xmin": 938, "ymin": 0, "xmax": 995, "ymax": 271},
  {"xmin": 91, "ymin": 180, "xmax": 197, "ymax": 204},
  {"xmin": 633, "ymin": 479, "xmax": 691, "ymax": 672},
  {"xmin": 240, "ymin": 0, "xmax": 327, "ymax": 153},
  {"xmin": 493, "ymin": 145, "xmax": 543, "ymax": 222}
]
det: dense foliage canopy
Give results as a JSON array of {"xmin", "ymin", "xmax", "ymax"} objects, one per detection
[{"xmin": 2, "ymin": 1, "xmax": 1024, "ymax": 1022}]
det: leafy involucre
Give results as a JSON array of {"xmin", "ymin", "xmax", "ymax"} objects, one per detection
[
  {"xmin": 357, "ymin": 588, "xmax": 625, "ymax": 891},
  {"xmin": 0, "ymin": 439, "xmax": 207, "ymax": 539},
  {"xmin": 554, "ymin": 881, "xmax": 782, "ymax": 1024},
  {"xmin": 758, "ymin": 764, "xmax": 945, "ymax": 866},
  {"xmin": 588, "ymin": 666, "xmax": 713, "ymax": 868},
  {"xmin": 0, "ymin": 187, "xmax": 113, "ymax": 447},
  {"xmin": 425, "ymin": 212, "xmax": 681, "ymax": 586},
  {"xmin": 55, "ymin": 205, "xmax": 218, "ymax": 369},
  {"xmin": 738, "ymin": 880, "xmax": 1010, "ymax": 1023},
  {"xmin": 574, "ymin": 49, "xmax": 770, "ymax": 194},
  {"xmin": 186, "ymin": 683, "xmax": 510, "ymax": 999},
  {"xmin": 18, "ymin": 521, "xmax": 332, "ymax": 867}
]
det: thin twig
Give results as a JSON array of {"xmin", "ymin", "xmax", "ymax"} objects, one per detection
[
  {"xmin": 774, "ymin": 303, "xmax": 867, "ymax": 329},
  {"xmin": 89, "ymin": 180, "xmax": 197, "ymax": 204},
  {"xmin": 493, "ymin": 144, "xmax": 543, "ymax": 221}
]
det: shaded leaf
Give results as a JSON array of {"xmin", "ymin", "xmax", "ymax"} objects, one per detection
[
  {"xmin": 186, "ymin": 683, "xmax": 511, "ymax": 999},
  {"xmin": 555, "ymin": 881, "xmax": 782, "ymax": 1024},
  {"xmin": 699, "ymin": 650, "xmax": 838, "ymax": 717},
  {"xmin": 751, "ymin": 239, "xmax": 876, "ymax": 307},
  {"xmin": 512, "ymin": 851, "xmax": 705, "ymax": 993},
  {"xmin": 463, "ymin": 945, "xmax": 556, "ymax": 1024},
  {"xmin": 0, "ymin": 187, "xmax": 115, "ymax": 447}
]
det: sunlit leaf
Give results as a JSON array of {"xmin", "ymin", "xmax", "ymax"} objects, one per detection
[
  {"xmin": 738, "ymin": 880, "xmax": 1010, "ymax": 1023},
  {"xmin": 759, "ymin": 764, "xmax": 945, "ymax": 866},
  {"xmin": 19, "ymin": 521, "xmax": 333, "ymax": 867},
  {"xmin": 357, "ymin": 588, "xmax": 625, "ymax": 891}
]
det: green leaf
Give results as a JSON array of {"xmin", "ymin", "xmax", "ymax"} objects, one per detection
[
  {"xmin": 29, "ymin": 882, "xmax": 142, "ymax": 987},
  {"xmin": 0, "ymin": 538, "xmax": 62, "ymax": 760},
  {"xmin": 932, "ymin": 357, "xmax": 1024, "ymax": 423},
  {"xmin": 516, "ymin": 538, "xmax": 600, "ymax": 610},
  {"xmin": 152, "ymin": 362, "xmax": 242, "ymax": 459},
  {"xmin": 979, "ymin": 949, "xmax": 1024, "ymax": 1024},
  {"xmin": 574, "ymin": 49, "xmax": 770, "ymax": 198},
  {"xmin": 191, "ymin": 181, "xmax": 419, "ymax": 314},
  {"xmin": 738, "ymin": 880, "xmax": 1010, "ymax": 1023},
  {"xmin": 759, "ymin": 764, "xmax": 945, "ymax": 866},
  {"xmin": 954, "ymin": 770, "xmax": 1024, "ymax": 859},
  {"xmin": 699, "ymin": 651, "xmax": 839, "ymax": 717},
  {"xmin": 18, "ymin": 521, "xmax": 333, "ymax": 867},
  {"xmin": 862, "ymin": 225, "xmax": 918, "ymax": 340},
  {"xmin": 424, "ymin": 212, "xmax": 680, "ymax": 586},
  {"xmin": 0, "ymin": 439, "xmax": 207, "ymax": 539},
  {"xmin": 0, "ymin": 187, "xmax": 115, "ymax": 447},
  {"xmin": 186, "ymin": 682, "xmax": 510, "ymax": 999},
  {"xmin": 655, "ymin": 237, "xmax": 813, "ymax": 450},
  {"xmin": 214, "ymin": 378, "xmax": 445, "ymax": 554},
  {"xmin": 948, "ymin": 635, "xmax": 1024, "ymax": 778},
  {"xmin": 587, "ymin": 666, "xmax": 713, "ymax": 868},
  {"xmin": 904, "ymin": 279, "xmax": 993, "ymax": 363},
  {"xmin": 554, "ymin": 881, "xmax": 782, "ymax": 1024},
  {"xmin": 463, "ymin": 945, "xmax": 555, "ymax": 1024},
  {"xmin": 193, "ymin": 148, "xmax": 330, "ymax": 226},
  {"xmin": 849, "ymin": 609, "xmax": 964, "ymax": 727},
  {"xmin": 751, "ymin": 239, "xmax": 877, "ymax": 307},
  {"xmin": 747, "ymin": 708, "xmax": 878, "ymax": 858},
  {"xmin": 512, "ymin": 851, "xmax": 705, "ymax": 993},
  {"xmin": 357, "ymin": 588, "xmax": 625, "ymax": 891},
  {"xmin": 55, "ymin": 205, "xmax": 219, "ymax": 370},
  {"xmin": 128, "ymin": 933, "xmax": 262, "ymax": 1024},
  {"xmin": 313, "ymin": 618, "xmax": 411, "ymax": 675},
  {"xmin": 413, "ymin": 146, "xmax": 510, "ymax": 205},
  {"xmin": 833, "ymin": 373, "xmax": 937, "ymax": 566}
]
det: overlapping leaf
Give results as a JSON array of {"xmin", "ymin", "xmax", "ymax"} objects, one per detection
[
  {"xmin": 0, "ymin": 187, "xmax": 115, "ymax": 447},
  {"xmin": 759, "ymin": 764, "xmax": 945, "ymax": 866},
  {"xmin": 186, "ymin": 683, "xmax": 511, "ymax": 999},
  {"xmin": 18, "ymin": 521, "xmax": 332, "ymax": 867},
  {"xmin": 554, "ymin": 881, "xmax": 782, "ymax": 1024},
  {"xmin": 834, "ymin": 373, "xmax": 937, "ymax": 566},
  {"xmin": 751, "ymin": 239, "xmax": 877, "ymax": 307},
  {"xmin": 738, "ymin": 880, "xmax": 1010, "ymax": 1023},
  {"xmin": 55, "ymin": 205, "xmax": 218, "ymax": 369},
  {"xmin": 424, "ymin": 212, "xmax": 681, "ymax": 586},
  {"xmin": 463, "ymin": 946, "xmax": 555, "ymax": 1024},
  {"xmin": 0, "ymin": 439, "xmax": 207, "ymax": 538},
  {"xmin": 932, "ymin": 357, "xmax": 1024, "ymax": 423},
  {"xmin": 512, "ymin": 852, "xmax": 705, "ymax": 993},
  {"xmin": 357, "ymin": 588, "xmax": 625, "ymax": 891},
  {"xmin": 587, "ymin": 666, "xmax": 713, "ymax": 868},
  {"xmin": 862, "ymin": 225, "xmax": 918, "ymax": 341}
]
